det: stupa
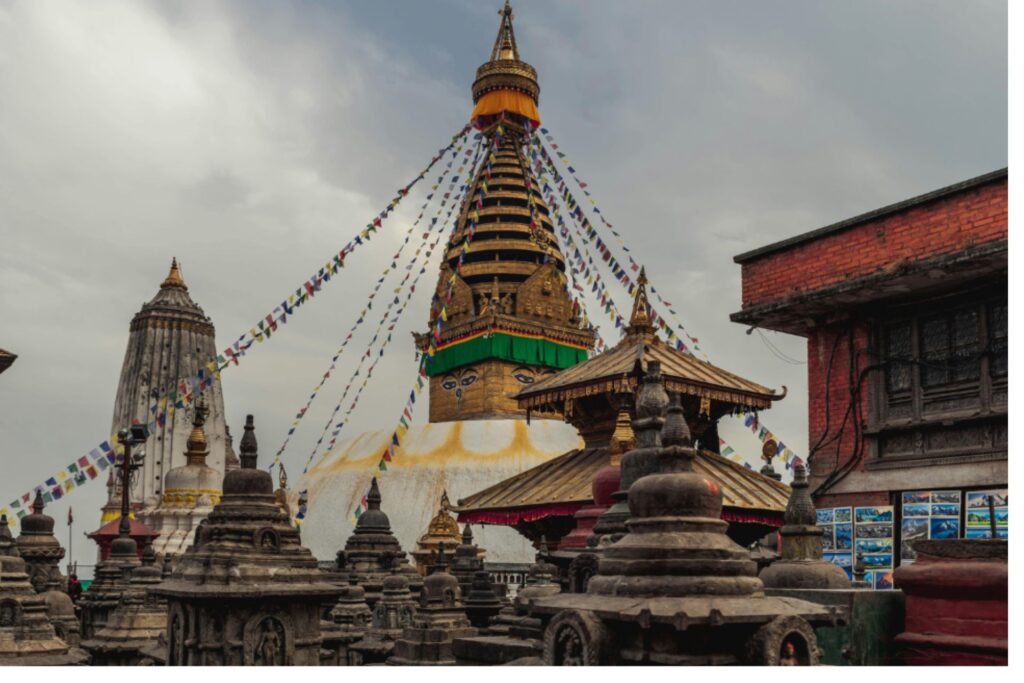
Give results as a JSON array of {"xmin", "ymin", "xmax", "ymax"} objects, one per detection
[
  {"xmin": 151, "ymin": 415, "xmax": 343, "ymax": 666},
  {"xmin": 529, "ymin": 365, "xmax": 837, "ymax": 665},
  {"xmin": 104, "ymin": 259, "xmax": 229, "ymax": 538},
  {"xmin": 411, "ymin": 491, "xmax": 465, "ymax": 575},
  {"xmin": 0, "ymin": 514, "xmax": 87, "ymax": 665},
  {"xmin": 295, "ymin": 0, "xmax": 589, "ymax": 567},
  {"xmin": 759, "ymin": 464, "xmax": 851, "ymax": 589},
  {"xmin": 145, "ymin": 399, "xmax": 223, "ymax": 557},
  {"xmin": 320, "ymin": 573, "xmax": 374, "ymax": 665},
  {"xmin": 15, "ymin": 491, "xmax": 83, "ymax": 651},
  {"xmin": 78, "ymin": 518, "xmax": 142, "ymax": 641},
  {"xmin": 82, "ymin": 539, "xmax": 168, "ymax": 665},
  {"xmin": 388, "ymin": 544, "xmax": 477, "ymax": 665},
  {"xmin": 333, "ymin": 477, "xmax": 423, "ymax": 607}
]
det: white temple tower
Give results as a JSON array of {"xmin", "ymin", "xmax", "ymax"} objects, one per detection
[{"xmin": 102, "ymin": 259, "xmax": 228, "ymax": 531}]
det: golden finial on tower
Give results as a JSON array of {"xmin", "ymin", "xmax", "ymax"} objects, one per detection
[
  {"xmin": 161, "ymin": 257, "xmax": 188, "ymax": 290},
  {"xmin": 185, "ymin": 397, "xmax": 209, "ymax": 464},
  {"xmin": 471, "ymin": 1, "xmax": 540, "ymax": 129},
  {"xmin": 625, "ymin": 266, "xmax": 655, "ymax": 337},
  {"xmin": 607, "ymin": 395, "xmax": 636, "ymax": 465}
]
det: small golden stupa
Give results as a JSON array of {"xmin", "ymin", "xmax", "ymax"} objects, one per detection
[{"xmin": 411, "ymin": 492, "xmax": 483, "ymax": 575}]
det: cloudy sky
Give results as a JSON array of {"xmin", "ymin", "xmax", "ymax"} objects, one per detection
[{"xmin": 0, "ymin": 0, "xmax": 1006, "ymax": 544}]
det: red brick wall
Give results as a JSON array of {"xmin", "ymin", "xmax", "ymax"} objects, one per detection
[
  {"xmin": 740, "ymin": 180, "xmax": 1008, "ymax": 309},
  {"xmin": 804, "ymin": 321, "xmax": 877, "ymax": 506}
]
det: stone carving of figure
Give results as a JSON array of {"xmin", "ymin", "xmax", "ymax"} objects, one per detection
[
  {"xmin": 779, "ymin": 641, "xmax": 798, "ymax": 666},
  {"xmin": 254, "ymin": 618, "xmax": 285, "ymax": 666},
  {"xmin": 0, "ymin": 600, "xmax": 16, "ymax": 627}
]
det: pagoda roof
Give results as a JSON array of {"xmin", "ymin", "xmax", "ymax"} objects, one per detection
[
  {"xmin": 88, "ymin": 516, "xmax": 160, "ymax": 541},
  {"xmin": 516, "ymin": 336, "xmax": 781, "ymax": 411},
  {"xmin": 454, "ymin": 447, "xmax": 789, "ymax": 528},
  {"xmin": 0, "ymin": 347, "xmax": 16, "ymax": 375},
  {"xmin": 515, "ymin": 269, "xmax": 782, "ymax": 411}
]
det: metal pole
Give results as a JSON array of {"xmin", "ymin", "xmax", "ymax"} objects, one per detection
[
  {"xmin": 118, "ymin": 438, "xmax": 133, "ymax": 539},
  {"xmin": 68, "ymin": 516, "xmax": 73, "ymax": 576},
  {"xmin": 988, "ymin": 495, "xmax": 997, "ymax": 538}
]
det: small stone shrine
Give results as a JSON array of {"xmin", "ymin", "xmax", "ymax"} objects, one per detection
[
  {"xmin": 759, "ymin": 463, "xmax": 850, "ymax": 589},
  {"xmin": 530, "ymin": 363, "xmax": 837, "ymax": 665},
  {"xmin": 152, "ymin": 415, "xmax": 343, "ymax": 666},
  {"xmin": 82, "ymin": 539, "xmax": 168, "ymax": 665},
  {"xmin": 453, "ymin": 542, "xmax": 563, "ymax": 664},
  {"xmin": 320, "ymin": 573, "xmax": 373, "ymax": 665},
  {"xmin": 16, "ymin": 491, "xmax": 82, "ymax": 647},
  {"xmin": 451, "ymin": 526, "xmax": 502, "ymax": 628},
  {"xmin": 0, "ymin": 514, "xmax": 87, "ymax": 665},
  {"xmin": 334, "ymin": 477, "xmax": 422, "ymax": 607},
  {"xmin": 78, "ymin": 518, "xmax": 142, "ymax": 641},
  {"xmin": 348, "ymin": 559, "xmax": 419, "ymax": 665},
  {"xmin": 389, "ymin": 544, "xmax": 477, "ymax": 665}
]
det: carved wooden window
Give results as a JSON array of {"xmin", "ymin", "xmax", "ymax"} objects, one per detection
[
  {"xmin": 920, "ymin": 309, "xmax": 979, "ymax": 388},
  {"xmin": 989, "ymin": 302, "xmax": 1008, "ymax": 378},
  {"xmin": 885, "ymin": 322, "xmax": 913, "ymax": 393}
]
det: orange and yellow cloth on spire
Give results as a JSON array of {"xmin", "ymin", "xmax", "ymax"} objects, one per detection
[{"xmin": 472, "ymin": 89, "xmax": 540, "ymax": 129}]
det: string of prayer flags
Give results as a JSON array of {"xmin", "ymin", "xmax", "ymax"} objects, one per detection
[
  {"xmin": 300, "ymin": 141, "xmax": 481, "ymax": 477},
  {"xmin": 349, "ymin": 126, "xmax": 508, "ymax": 521},
  {"xmin": 273, "ymin": 135, "xmax": 474, "ymax": 471},
  {"xmin": 2, "ymin": 124, "xmax": 474, "ymax": 520}
]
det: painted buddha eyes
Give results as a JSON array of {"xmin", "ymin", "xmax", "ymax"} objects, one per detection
[
  {"xmin": 460, "ymin": 374, "xmax": 477, "ymax": 387},
  {"xmin": 442, "ymin": 377, "xmax": 458, "ymax": 391},
  {"xmin": 442, "ymin": 368, "xmax": 479, "ymax": 394},
  {"xmin": 513, "ymin": 371, "xmax": 535, "ymax": 384}
]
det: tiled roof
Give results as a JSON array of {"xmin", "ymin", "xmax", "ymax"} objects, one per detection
[
  {"xmin": 515, "ymin": 336, "xmax": 782, "ymax": 411},
  {"xmin": 0, "ymin": 348, "xmax": 16, "ymax": 375},
  {"xmin": 455, "ymin": 446, "xmax": 789, "ymax": 516}
]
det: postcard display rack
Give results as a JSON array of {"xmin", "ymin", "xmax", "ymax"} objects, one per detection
[
  {"xmin": 964, "ymin": 488, "xmax": 1008, "ymax": 540},
  {"xmin": 818, "ymin": 506, "xmax": 894, "ymax": 590}
]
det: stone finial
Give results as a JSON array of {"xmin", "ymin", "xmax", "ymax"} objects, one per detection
[
  {"xmin": 239, "ymin": 415, "xmax": 258, "ymax": 469},
  {"xmin": 625, "ymin": 267, "xmax": 655, "ymax": 337},
  {"xmin": 141, "ymin": 538, "xmax": 157, "ymax": 567},
  {"xmin": 785, "ymin": 464, "xmax": 816, "ymax": 526},
  {"xmin": 461, "ymin": 524, "xmax": 473, "ymax": 546},
  {"xmin": 185, "ymin": 398, "xmax": 210, "ymax": 465},
  {"xmin": 661, "ymin": 392, "xmax": 691, "ymax": 447},
  {"xmin": 0, "ymin": 514, "xmax": 14, "ymax": 553},
  {"xmin": 31, "ymin": 490, "xmax": 45, "ymax": 515},
  {"xmin": 634, "ymin": 360, "xmax": 669, "ymax": 448}
]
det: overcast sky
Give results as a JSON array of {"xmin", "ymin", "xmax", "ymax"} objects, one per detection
[{"xmin": 0, "ymin": 0, "xmax": 1006, "ymax": 545}]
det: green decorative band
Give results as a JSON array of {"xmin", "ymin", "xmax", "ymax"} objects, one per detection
[{"xmin": 426, "ymin": 331, "xmax": 588, "ymax": 377}]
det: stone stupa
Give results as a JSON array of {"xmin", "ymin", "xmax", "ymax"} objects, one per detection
[
  {"xmin": 152, "ymin": 415, "xmax": 343, "ymax": 665},
  {"xmin": 0, "ymin": 514, "xmax": 88, "ymax": 665}
]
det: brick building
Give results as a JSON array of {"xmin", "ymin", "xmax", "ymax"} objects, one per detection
[{"xmin": 731, "ymin": 168, "xmax": 1007, "ymax": 570}]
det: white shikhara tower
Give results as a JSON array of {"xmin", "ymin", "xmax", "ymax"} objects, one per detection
[{"xmin": 102, "ymin": 259, "xmax": 228, "ymax": 535}]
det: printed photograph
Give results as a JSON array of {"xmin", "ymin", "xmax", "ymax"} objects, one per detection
[
  {"xmin": 901, "ymin": 518, "xmax": 929, "ymax": 539},
  {"xmin": 930, "ymin": 491, "xmax": 961, "ymax": 504},
  {"xmin": 902, "ymin": 503, "xmax": 929, "ymax": 518},
  {"xmin": 856, "ymin": 523, "xmax": 893, "ymax": 539},
  {"xmin": 856, "ymin": 538, "xmax": 893, "ymax": 554},
  {"xmin": 816, "ymin": 509, "xmax": 834, "ymax": 525},
  {"xmin": 855, "ymin": 506, "xmax": 893, "ymax": 524},
  {"xmin": 900, "ymin": 540, "xmax": 917, "ymax": 561},
  {"xmin": 823, "ymin": 552, "xmax": 853, "ymax": 569},
  {"xmin": 930, "ymin": 518, "xmax": 960, "ymax": 540},
  {"xmin": 862, "ymin": 553, "xmax": 893, "ymax": 570},
  {"xmin": 822, "ymin": 532, "xmax": 835, "ymax": 551},
  {"xmin": 966, "ymin": 490, "xmax": 1008, "ymax": 508},
  {"xmin": 902, "ymin": 491, "xmax": 930, "ymax": 504},
  {"xmin": 834, "ymin": 508, "xmax": 853, "ymax": 523},
  {"xmin": 874, "ymin": 571, "xmax": 894, "ymax": 590},
  {"xmin": 967, "ymin": 509, "xmax": 992, "ymax": 527},
  {"xmin": 834, "ymin": 524, "xmax": 853, "ymax": 549},
  {"xmin": 930, "ymin": 503, "xmax": 960, "ymax": 517}
]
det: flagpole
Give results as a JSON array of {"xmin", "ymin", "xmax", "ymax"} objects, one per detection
[{"xmin": 67, "ymin": 507, "xmax": 73, "ymax": 576}]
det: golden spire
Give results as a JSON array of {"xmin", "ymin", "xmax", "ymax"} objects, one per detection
[
  {"xmin": 161, "ymin": 257, "xmax": 188, "ymax": 290},
  {"xmin": 625, "ymin": 266, "xmax": 655, "ymax": 337},
  {"xmin": 491, "ymin": 1, "xmax": 520, "ymax": 62},
  {"xmin": 185, "ymin": 399, "xmax": 209, "ymax": 465},
  {"xmin": 607, "ymin": 398, "xmax": 636, "ymax": 465}
]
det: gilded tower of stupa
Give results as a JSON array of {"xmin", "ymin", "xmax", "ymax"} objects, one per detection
[
  {"xmin": 421, "ymin": 1, "xmax": 594, "ymax": 422},
  {"xmin": 103, "ymin": 259, "xmax": 228, "ymax": 537},
  {"xmin": 297, "ymin": 2, "xmax": 587, "ymax": 566}
]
